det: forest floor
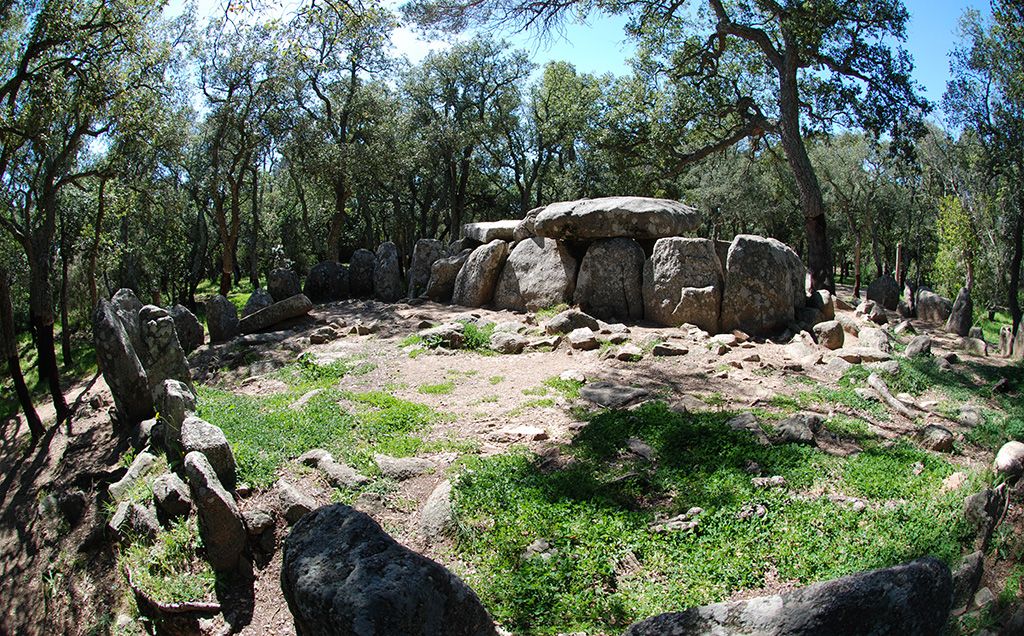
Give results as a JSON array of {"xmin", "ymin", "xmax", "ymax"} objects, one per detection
[{"xmin": 1, "ymin": 290, "xmax": 1023, "ymax": 635}]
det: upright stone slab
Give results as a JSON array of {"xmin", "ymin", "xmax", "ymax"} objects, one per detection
[
  {"xmin": 181, "ymin": 416, "xmax": 237, "ymax": 491},
  {"xmin": 242, "ymin": 288, "xmax": 273, "ymax": 318},
  {"xmin": 281, "ymin": 504, "xmax": 497, "ymax": 636},
  {"xmin": 720, "ymin": 234, "xmax": 806, "ymax": 335},
  {"xmin": 93, "ymin": 299, "xmax": 152, "ymax": 423},
  {"xmin": 168, "ymin": 304, "xmax": 204, "ymax": 354},
  {"xmin": 946, "ymin": 287, "xmax": 973, "ymax": 337},
  {"xmin": 493, "ymin": 237, "xmax": 577, "ymax": 312},
  {"xmin": 139, "ymin": 305, "xmax": 191, "ymax": 393},
  {"xmin": 407, "ymin": 239, "xmax": 446, "ymax": 298},
  {"xmin": 425, "ymin": 249, "xmax": 472, "ymax": 303},
  {"xmin": 154, "ymin": 378, "xmax": 196, "ymax": 459},
  {"xmin": 111, "ymin": 288, "xmax": 144, "ymax": 353},
  {"xmin": 642, "ymin": 237, "xmax": 723, "ymax": 331},
  {"xmin": 624, "ymin": 557, "xmax": 952, "ymax": 636},
  {"xmin": 866, "ymin": 274, "xmax": 899, "ymax": 310},
  {"xmin": 534, "ymin": 196, "xmax": 700, "ymax": 240},
  {"xmin": 183, "ymin": 452, "xmax": 246, "ymax": 574},
  {"xmin": 268, "ymin": 268, "xmax": 301, "ymax": 303},
  {"xmin": 304, "ymin": 262, "xmax": 349, "ymax": 303},
  {"xmin": 452, "ymin": 240, "xmax": 509, "ymax": 308},
  {"xmin": 373, "ymin": 241, "xmax": 403, "ymax": 303},
  {"xmin": 205, "ymin": 294, "xmax": 239, "ymax": 343},
  {"xmin": 916, "ymin": 289, "xmax": 952, "ymax": 324},
  {"xmin": 348, "ymin": 249, "xmax": 376, "ymax": 297},
  {"xmin": 239, "ymin": 294, "xmax": 313, "ymax": 334},
  {"xmin": 573, "ymin": 238, "xmax": 645, "ymax": 321},
  {"xmin": 463, "ymin": 220, "xmax": 518, "ymax": 243}
]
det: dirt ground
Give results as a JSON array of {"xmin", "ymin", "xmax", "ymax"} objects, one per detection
[{"xmin": 1, "ymin": 291, "xmax": 1020, "ymax": 635}]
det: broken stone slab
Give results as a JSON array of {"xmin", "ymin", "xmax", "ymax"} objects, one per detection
[
  {"xmin": 623, "ymin": 557, "xmax": 952, "ymax": 636},
  {"xmin": 281, "ymin": 504, "xmax": 498, "ymax": 636},
  {"xmin": 544, "ymin": 309, "xmax": 599, "ymax": 335},
  {"xmin": 108, "ymin": 451, "xmax": 160, "ymax": 500},
  {"xmin": 905, "ymin": 335, "xmax": 932, "ymax": 358},
  {"xmin": 652, "ymin": 342, "xmax": 688, "ymax": 356},
  {"xmin": 568, "ymin": 327, "xmax": 599, "ymax": 350},
  {"xmin": 181, "ymin": 416, "xmax": 237, "ymax": 491},
  {"xmin": 489, "ymin": 331, "xmax": 528, "ymax": 354},
  {"xmin": 276, "ymin": 478, "xmax": 317, "ymax": 525},
  {"xmin": 533, "ymin": 196, "xmax": 700, "ymax": 240},
  {"xmin": 374, "ymin": 454, "xmax": 436, "ymax": 480},
  {"xmin": 579, "ymin": 381, "xmax": 648, "ymax": 409},
  {"xmin": 153, "ymin": 472, "xmax": 192, "ymax": 519},
  {"xmin": 108, "ymin": 501, "xmax": 160, "ymax": 545},
  {"xmin": 184, "ymin": 451, "xmax": 246, "ymax": 573},
  {"xmin": 298, "ymin": 449, "xmax": 371, "ymax": 489},
  {"xmin": 462, "ymin": 220, "xmax": 519, "ymax": 243},
  {"xmin": 238, "ymin": 294, "xmax": 313, "ymax": 335},
  {"xmin": 420, "ymin": 480, "xmax": 455, "ymax": 542},
  {"xmin": 774, "ymin": 412, "xmax": 823, "ymax": 445}
]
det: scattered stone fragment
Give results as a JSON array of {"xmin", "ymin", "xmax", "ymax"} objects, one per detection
[
  {"xmin": 625, "ymin": 437, "xmax": 656, "ymax": 461},
  {"xmin": 298, "ymin": 449, "xmax": 371, "ymax": 489},
  {"xmin": 893, "ymin": 319, "xmax": 915, "ymax": 336},
  {"xmin": 737, "ymin": 504, "xmax": 768, "ymax": 520},
  {"xmin": 567, "ymin": 327, "xmax": 599, "ymax": 351},
  {"xmin": 181, "ymin": 416, "xmax": 237, "ymax": 491},
  {"xmin": 522, "ymin": 538, "xmax": 558, "ymax": 560},
  {"xmin": 959, "ymin": 404, "xmax": 984, "ymax": 427},
  {"xmin": 905, "ymin": 335, "xmax": 932, "ymax": 358},
  {"xmin": 490, "ymin": 426, "xmax": 548, "ymax": 443},
  {"xmin": 773, "ymin": 412, "xmax": 822, "ymax": 445},
  {"xmin": 751, "ymin": 475, "xmax": 787, "ymax": 489},
  {"xmin": 649, "ymin": 507, "xmax": 703, "ymax": 533},
  {"xmin": 108, "ymin": 501, "xmax": 160, "ymax": 545},
  {"xmin": 489, "ymin": 331, "xmax": 528, "ymax": 354},
  {"xmin": 918, "ymin": 425, "xmax": 954, "ymax": 453},
  {"xmin": 308, "ymin": 326, "xmax": 338, "ymax": 345},
  {"xmin": 543, "ymin": 308, "xmax": 599, "ymax": 335},
  {"xmin": 812, "ymin": 320, "xmax": 844, "ymax": 350},
  {"xmin": 559, "ymin": 369, "xmax": 586, "ymax": 383},
  {"xmin": 420, "ymin": 480, "xmax": 455, "ymax": 542},
  {"xmin": 652, "ymin": 342, "xmax": 688, "ymax": 357},
  {"xmin": 614, "ymin": 343, "xmax": 643, "ymax": 361},
  {"xmin": 420, "ymin": 322, "xmax": 465, "ymax": 349},
  {"xmin": 152, "ymin": 472, "xmax": 192, "ymax": 519},
  {"xmin": 994, "ymin": 441, "xmax": 1024, "ymax": 479},
  {"xmin": 276, "ymin": 478, "xmax": 317, "ymax": 526},
  {"xmin": 579, "ymin": 381, "xmax": 648, "ymax": 408},
  {"xmin": 374, "ymin": 454, "xmax": 436, "ymax": 480},
  {"xmin": 108, "ymin": 451, "xmax": 159, "ymax": 500},
  {"xmin": 727, "ymin": 412, "xmax": 770, "ymax": 445}
]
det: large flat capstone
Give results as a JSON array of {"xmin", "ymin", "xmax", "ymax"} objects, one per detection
[
  {"xmin": 463, "ymin": 220, "xmax": 519, "ymax": 243},
  {"xmin": 533, "ymin": 196, "xmax": 700, "ymax": 240},
  {"xmin": 239, "ymin": 294, "xmax": 313, "ymax": 334}
]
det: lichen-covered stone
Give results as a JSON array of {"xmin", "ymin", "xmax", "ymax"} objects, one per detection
[
  {"xmin": 642, "ymin": 237, "xmax": 723, "ymax": 331},
  {"xmin": 493, "ymin": 237, "xmax": 577, "ymax": 312},
  {"xmin": 534, "ymin": 196, "xmax": 700, "ymax": 240},
  {"xmin": 573, "ymin": 238, "xmax": 645, "ymax": 321}
]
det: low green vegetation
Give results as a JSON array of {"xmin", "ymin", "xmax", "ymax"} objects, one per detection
[
  {"xmin": 419, "ymin": 380, "xmax": 456, "ymax": 395},
  {"xmin": 542, "ymin": 376, "xmax": 584, "ymax": 400},
  {"xmin": 535, "ymin": 303, "xmax": 569, "ymax": 320},
  {"xmin": 451, "ymin": 401, "xmax": 980, "ymax": 635},
  {"xmin": 1, "ymin": 332, "xmax": 97, "ymax": 420},
  {"xmin": 120, "ymin": 517, "xmax": 216, "ymax": 605}
]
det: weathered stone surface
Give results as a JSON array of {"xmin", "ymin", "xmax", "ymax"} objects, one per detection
[
  {"xmin": 623, "ymin": 557, "xmax": 952, "ymax": 636},
  {"xmin": 579, "ymin": 381, "xmax": 648, "ymax": 408},
  {"xmin": 533, "ymin": 196, "xmax": 700, "ymax": 240},
  {"xmin": 867, "ymin": 275, "xmax": 899, "ymax": 310},
  {"xmin": 242, "ymin": 288, "xmax": 273, "ymax": 318},
  {"xmin": 419, "ymin": 322, "xmax": 465, "ymax": 349},
  {"xmin": 994, "ymin": 441, "xmax": 1024, "ymax": 479},
  {"xmin": 111, "ymin": 288, "xmax": 144, "ymax": 353},
  {"xmin": 463, "ymin": 220, "xmax": 518, "ymax": 243},
  {"xmin": 452, "ymin": 240, "xmax": 509, "ymax": 308},
  {"xmin": 961, "ymin": 336, "xmax": 987, "ymax": 357},
  {"xmin": 168, "ymin": 304, "xmax": 204, "ymax": 354},
  {"xmin": 919, "ymin": 425, "xmax": 954, "ymax": 452},
  {"xmin": 153, "ymin": 472, "xmax": 192, "ymax": 519},
  {"xmin": 1015, "ymin": 325, "xmax": 1024, "ymax": 361},
  {"xmin": 946, "ymin": 287, "xmax": 973, "ymax": 337},
  {"xmin": 373, "ymin": 242, "xmax": 404, "ymax": 303},
  {"xmin": 109, "ymin": 501, "xmax": 160, "ymax": 545},
  {"xmin": 720, "ymin": 235, "xmax": 806, "ymax": 335},
  {"xmin": 809, "ymin": 290, "xmax": 835, "ymax": 321},
  {"xmin": 94, "ymin": 299, "xmax": 152, "ymax": 423},
  {"xmin": 154, "ymin": 379, "xmax": 196, "ymax": 459},
  {"xmin": 407, "ymin": 239, "xmax": 446, "ymax": 298},
  {"xmin": 205, "ymin": 294, "xmax": 239, "ymax": 344},
  {"xmin": 268, "ymin": 268, "xmax": 301, "ymax": 303},
  {"xmin": 774, "ymin": 412, "xmax": 822, "ymax": 445},
  {"xmin": 348, "ymin": 249, "xmax": 376, "ymax": 297},
  {"xmin": 568, "ymin": 327, "xmax": 599, "ymax": 350},
  {"xmin": 513, "ymin": 206, "xmax": 543, "ymax": 241},
  {"xmin": 304, "ymin": 262, "xmax": 349, "ymax": 304},
  {"xmin": 277, "ymin": 478, "xmax": 317, "ymax": 525},
  {"xmin": 420, "ymin": 480, "xmax": 454, "ymax": 542},
  {"xmin": 239, "ymin": 294, "xmax": 313, "ymax": 335},
  {"xmin": 999, "ymin": 325, "xmax": 1015, "ymax": 357},
  {"xmin": 642, "ymin": 238, "xmax": 723, "ymax": 331},
  {"xmin": 108, "ymin": 451, "xmax": 160, "ymax": 500},
  {"xmin": 184, "ymin": 452, "xmax": 245, "ymax": 573},
  {"xmin": 493, "ymin": 238, "xmax": 577, "ymax": 312},
  {"xmin": 952, "ymin": 551, "xmax": 984, "ymax": 610},
  {"xmin": 812, "ymin": 320, "xmax": 844, "ymax": 350},
  {"xmin": 916, "ymin": 289, "xmax": 953, "ymax": 324},
  {"xmin": 858, "ymin": 326, "xmax": 891, "ymax": 352},
  {"xmin": 543, "ymin": 309, "xmax": 599, "ymax": 335},
  {"xmin": 573, "ymin": 238, "xmax": 645, "ymax": 321},
  {"xmin": 426, "ymin": 249, "xmax": 472, "ymax": 303},
  {"xmin": 281, "ymin": 504, "xmax": 497, "ymax": 636},
  {"xmin": 489, "ymin": 331, "xmax": 528, "ymax": 354},
  {"xmin": 652, "ymin": 341, "xmax": 688, "ymax": 356},
  {"xmin": 374, "ymin": 454, "xmax": 435, "ymax": 481},
  {"xmin": 905, "ymin": 335, "xmax": 932, "ymax": 358},
  {"xmin": 181, "ymin": 416, "xmax": 236, "ymax": 491},
  {"xmin": 298, "ymin": 449, "xmax": 370, "ymax": 489},
  {"xmin": 139, "ymin": 305, "xmax": 191, "ymax": 393}
]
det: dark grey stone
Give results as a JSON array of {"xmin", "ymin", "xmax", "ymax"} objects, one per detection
[
  {"xmin": 304, "ymin": 262, "xmax": 349, "ymax": 304},
  {"xmin": 268, "ymin": 268, "xmax": 301, "ymax": 303},
  {"xmin": 93, "ymin": 298, "xmax": 152, "ymax": 423},
  {"xmin": 348, "ymin": 249, "xmax": 376, "ymax": 297},
  {"xmin": 239, "ymin": 294, "xmax": 313, "ymax": 335},
  {"xmin": 168, "ymin": 304, "xmax": 204, "ymax": 354},
  {"xmin": 946, "ymin": 287, "xmax": 973, "ymax": 337},
  {"xmin": 373, "ymin": 242, "xmax": 404, "ymax": 303},
  {"xmin": 205, "ymin": 294, "xmax": 239, "ymax": 344},
  {"xmin": 533, "ymin": 196, "xmax": 700, "ymax": 240},
  {"xmin": 242, "ymin": 288, "xmax": 274, "ymax": 318},
  {"xmin": 184, "ymin": 452, "xmax": 246, "ymax": 573}
]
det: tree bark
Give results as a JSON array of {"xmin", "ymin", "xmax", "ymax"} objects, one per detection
[
  {"xmin": 88, "ymin": 176, "xmax": 106, "ymax": 310},
  {"xmin": 248, "ymin": 165, "xmax": 261, "ymax": 290},
  {"xmin": 1009, "ymin": 206, "xmax": 1023, "ymax": 336},
  {"xmin": 59, "ymin": 206, "xmax": 73, "ymax": 368},
  {"xmin": 0, "ymin": 267, "xmax": 44, "ymax": 442}
]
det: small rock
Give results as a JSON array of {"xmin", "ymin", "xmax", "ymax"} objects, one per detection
[
  {"xmin": 959, "ymin": 405, "xmax": 984, "ymax": 427},
  {"xmin": 276, "ymin": 479, "xmax": 317, "ymax": 525},
  {"xmin": 152, "ymin": 472, "xmax": 192, "ymax": 519},
  {"xmin": 751, "ymin": 475, "xmax": 787, "ymax": 489},
  {"xmin": 180, "ymin": 416, "xmax": 236, "ymax": 491},
  {"xmin": 727, "ymin": 413, "xmax": 769, "ymax": 445},
  {"xmin": 742, "ymin": 353, "xmax": 761, "ymax": 363},
  {"xmin": 973, "ymin": 587, "xmax": 996, "ymax": 608},
  {"xmin": 994, "ymin": 441, "xmax": 1024, "ymax": 479},
  {"xmin": 559, "ymin": 369, "xmax": 586, "ymax": 383},
  {"xmin": 893, "ymin": 320, "xmax": 916, "ymax": 336},
  {"xmin": 812, "ymin": 320, "xmax": 845, "ymax": 350},
  {"xmin": 298, "ymin": 449, "xmax": 371, "ymax": 489},
  {"xmin": 774, "ymin": 413, "xmax": 822, "ymax": 445},
  {"xmin": 108, "ymin": 451, "xmax": 160, "ymax": 500},
  {"xmin": 579, "ymin": 381, "xmax": 648, "ymax": 408},
  {"xmin": 567, "ymin": 327, "xmax": 599, "ymax": 351},
  {"xmin": 523, "ymin": 538, "xmax": 558, "ymax": 560},
  {"xmin": 544, "ymin": 309, "xmax": 599, "ymax": 335},
  {"xmin": 614, "ymin": 343, "xmax": 644, "ymax": 361},
  {"xmin": 651, "ymin": 342, "xmax": 688, "ymax": 357},
  {"xmin": 108, "ymin": 502, "xmax": 160, "ymax": 545},
  {"xmin": 905, "ymin": 335, "xmax": 932, "ymax": 358},
  {"xmin": 374, "ymin": 454, "xmax": 436, "ymax": 480},
  {"xmin": 243, "ymin": 509, "xmax": 275, "ymax": 536},
  {"xmin": 420, "ymin": 480, "xmax": 454, "ymax": 542},
  {"xmin": 918, "ymin": 425, "xmax": 954, "ymax": 453},
  {"xmin": 490, "ymin": 331, "xmax": 528, "ymax": 354},
  {"xmin": 625, "ymin": 437, "xmax": 656, "ymax": 461},
  {"xmin": 490, "ymin": 426, "xmax": 549, "ymax": 443},
  {"xmin": 737, "ymin": 504, "xmax": 768, "ymax": 520}
]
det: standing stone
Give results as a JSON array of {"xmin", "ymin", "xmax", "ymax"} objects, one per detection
[
  {"xmin": 809, "ymin": 290, "xmax": 835, "ymax": 321},
  {"xmin": 867, "ymin": 275, "xmax": 900, "ymax": 310},
  {"xmin": 373, "ymin": 242, "xmax": 404, "ymax": 303},
  {"xmin": 304, "ymin": 262, "xmax": 349, "ymax": 304},
  {"xmin": 642, "ymin": 237, "xmax": 723, "ymax": 331},
  {"xmin": 242, "ymin": 288, "xmax": 273, "ymax": 317},
  {"xmin": 348, "ymin": 249, "xmax": 376, "ymax": 297},
  {"xmin": 916, "ymin": 289, "xmax": 953, "ymax": 324},
  {"xmin": 154, "ymin": 379, "xmax": 196, "ymax": 459},
  {"xmin": 139, "ymin": 305, "xmax": 191, "ymax": 393},
  {"xmin": 425, "ymin": 249, "xmax": 472, "ymax": 303},
  {"xmin": 93, "ymin": 299, "xmax": 152, "ymax": 423},
  {"xmin": 153, "ymin": 472, "xmax": 192, "ymax": 519},
  {"xmin": 281, "ymin": 504, "xmax": 497, "ymax": 636},
  {"xmin": 946, "ymin": 287, "xmax": 973, "ymax": 337},
  {"xmin": 1015, "ymin": 325, "xmax": 1024, "ymax": 361},
  {"xmin": 720, "ymin": 235, "xmax": 806, "ymax": 335},
  {"xmin": 999, "ymin": 325, "xmax": 1015, "ymax": 358},
  {"xmin": 111, "ymin": 288, "xmax": 144, "ymax": 353},
  {"xmin": 533, "ymin": 196, "xmax": 700, "ymax": 240},
  {"xmin": 181, "ymin": 416, "xmax": 237, "ymax": 491},
  {"xmin": 239, "ymin": 294, "xmax": 313, "ymax": 334},
  {"xmin": 168, "ymin": 305, "xmax": 204, "ymax": 354},
  {"xmin": 493, "ymin": 237, "xmax": 577, "ymax": 312},
  {"xmin": 183, "ymin": 452, "xmax": 246, "ymax": 574},
  {"xmin": 573, "ymin": 238, "xmax": 645, "ymax": 321},
  {"xmin": 205, "ymin": 294, "xmax": 239, "ymax": 344},
  {"xmin": 452, "ymin": 240, "xmax": 509, "ymax": 308},
  {"xmin": 623, "ymin": 558, "xmax": 952, "ymax": 636},
  {"xmin": 407, "ymin": 239, "xmax": 446, "ymax": 298},
  {"xmin": 268, "ymin": 268, "xmax": 301, "ymax": 303}
]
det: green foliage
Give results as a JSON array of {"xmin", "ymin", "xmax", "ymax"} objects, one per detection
[
  {"xmin": 452, "ymin": 402, "xmax": 976, "ymax": 635},
  {"xmin": 933, "ymin": 195, "xmax": 977, "ymax": 297},
  {"xmin": 542, "ymin": 376, "xmax": 584, "ymax": 400},
  {"xmin": 418, "ymin": 380, "xmax": 456, "ymax": 395},
  {"xmin": 460, "ymin": 320, "xmax": 495, "ymax": 351},
  {"xmin": 535, "ymin": 304, "xmax": 569, "ymax": 320},
  {"xmin": 121, "ymin": 517, "xmax": 216, "ymax": 605}
]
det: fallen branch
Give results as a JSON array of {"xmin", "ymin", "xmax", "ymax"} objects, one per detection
[{"xmin": 867, "ymin": 373, "xmax": 916, "ymax": 420}]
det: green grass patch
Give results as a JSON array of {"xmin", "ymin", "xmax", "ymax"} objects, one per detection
[
  {"xmin": 489, "ymin": 375, "xmax": 504, "ymax": 385},
  {"xmin": 535, "ymin": 303, "xmax": 569, "ymax": 320},
  {"xmin": 522, "ymin": 386, "xmax": 549, "ymax": 397},
  {"xmin": 419, "ymin": 380, "xmax": 456, "ymax": 395},
  {"xmin": 978, "ymin": 311, "xmax": 1012, "ymax": 345},
  {"xmin": 451, "ymin": 401, "xmax": 978, "ymax": 635},
  {"xmin": 543, "ymin": 376, "xmax": 584, "ymax": 400},
  {"xmin": 121, "ymin": 517, "xmax": 216, "ymax": 605}
]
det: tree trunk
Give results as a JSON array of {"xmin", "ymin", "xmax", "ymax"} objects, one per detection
[
  {"xmin": 1009, "ymin": 207, "xmax": 1023, "ymax": 336},
  {"xmin": 27, "ymin": 242, "xmax": 68, "ymax": 422},
  {"xmin": 327, "ymin": 178, "xmax": 347, "ymax": 262},
  {"xmin": 58, "ymin": 207, "xmax": 73, "ymax": 368},
  {"xmin": 777, "ymin": 62, "xmax": 833, "ymax": 292},
  {"xmin": 1, "ymin": 267, "xmax": 44, "ymax": 442},
  {"xmin": 854, "ymin": 234, "xmax": 862, "ymax": 298},
  {"xmin": 88, "ymin": 177, "xmax": 106, "ymax": 310},
  {"xmin": 248, "ymin": 166, "xmax": 261, "ymax": 290}
]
